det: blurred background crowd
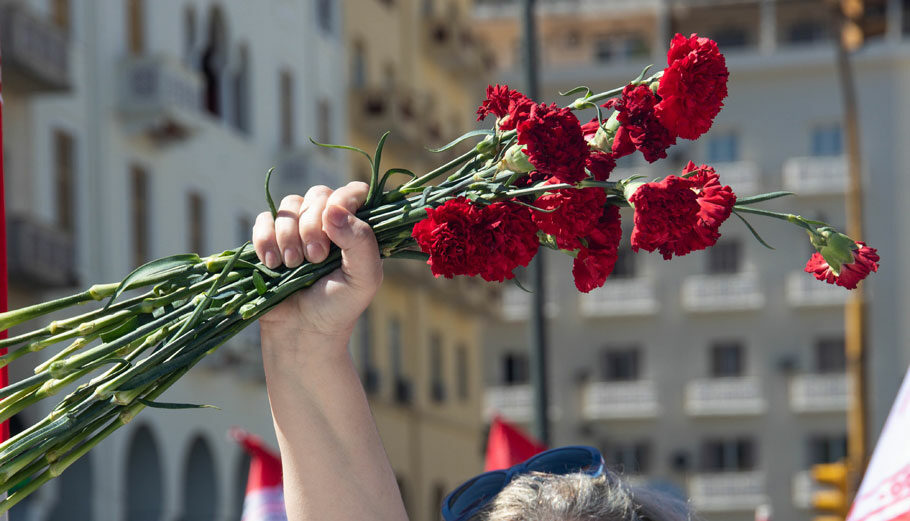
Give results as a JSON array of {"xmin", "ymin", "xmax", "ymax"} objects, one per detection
[{"xmin": 2, "ymin": 0, "xmax": 910, "ymax": 520}]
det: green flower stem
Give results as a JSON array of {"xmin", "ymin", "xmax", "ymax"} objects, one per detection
[
  {"xmin": 0, "ymin": 290, "xmax": 102, "ymax": 333},
  {"xmin": 732, "ymin": 205, "xmax": 817, "ymax": 233},
  {"xmin": 400, "ymin": 149, "xmax": 478, "ymax": 190}
]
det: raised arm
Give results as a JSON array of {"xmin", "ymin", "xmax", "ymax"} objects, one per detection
[{"xmin": 252, "ymin": 181, "xmax": 408, "ymax": 521}]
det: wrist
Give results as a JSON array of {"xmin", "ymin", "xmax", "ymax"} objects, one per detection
[{"xmin": 260, "ymin": 322, "xmax": 354, "ymax": 372}]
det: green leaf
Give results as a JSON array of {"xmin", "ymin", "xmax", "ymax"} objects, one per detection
[
  {"xmin": 137, "ymin": 398, "xmax": 220, "ymax": 410},
  {"xmin": 733, "ymin": 210, "xmax": 775, "ymax": 250},
  {"xmin": 377, "ymin": 168, "xmax": 417, "ymax": 196},
  {"xmin": 366, "ymin": 131, "xmax": 391, "ymax": 208},
  {"xmin": 418, "ymin": 186, "xmax": 432, "ymax": 209},
  {"xmin": 308, "ymin": 137, "xmax": 373, "ymax": 167},
  {"xmin": 559, "ymin": 85, "xmax": 591, "ymax": 97},
  {"xmin": 510, "ymin": 199, "xmax": 558, "ymax": 213},
  {"xmin": 104, "ymin": 254, "xmax": 202, "ymax": 310},
  {"xmin": 512, "ymin": 277, "xmax": 533, "ymax": 293},
  {"xmin": 252, "ymin": 270, "xmax": 267, "ymax": 296},
  {"xmin": 633, "ymin": 64, "xmax": 654, "ymax": 84},
  {"xmin": 99, "ymin": 317, "xmax": 139, "ymax": 343},
  {"xmin": 389, "ymin": 250, "xmax": 430, "ymax": 262},
  {"xmin": 264, "ymin": 167, "xmax": 279, "ymax": 220},
  {"xmin": 232, "ymin": 259, "xmax": 281, "ymax": 278},
  {"xmin": 426, "ymin": 129, "xmax": 494, "ymax": 153},
  {"xmin": 735, "ymin": 191, "xmax": 795, "ymax": 206}
]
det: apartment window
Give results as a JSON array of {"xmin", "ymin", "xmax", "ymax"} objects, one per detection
[
  {"xmin": 317, "ymin": 99, "xmax": 332, "ymax": 149},
  {"xmin": 815, "ymin": 337, "xmax": 846, "ymax": 373},
  {"xmin": 594, "ymin": 38, "xmax": 613, "ymax": 63},
  {"xmin": 54, "ymin": 130, "xmax": 76, "ymax": 234},
  {"xmin": 52, "ymin": 0, "xmax": 70, "ymax": 33},
  {"xmin": 611, "ymin": 247, "xmax": 635, "ymax": 278},
  {"xmin": 184, "ymin": 7, "xmax": 196, "ymax": 64},
  {"xmin": 502, "ymin": 352, "xmax": 529, "ymax": 385},
  {"xmin": 236, "ymin": 214, "xmax": 253, "ymax": 246},
  {"xmin": 711, "ymin": 27, "xmax": 749, "ymax": 48},
  {"xmin": 279, "ymin": 70, "xmax": 295, "ymax": 148},
  {"xmin": 233, "ymin": 45, "xmax": 250, "ymax": 134},
  {"xmin": 811, "ymin": 123, "xmax": 843, "ymax": 156},
  {"xmin": 708, "ymin": 239, "xmax": 741, "ymax": 274},
  {"xmin": 429, "ymin": 332, "xmax": 445, "ymax": 403},
  {"xmin": 202, "ymin": 7, "xmax": 226, "ymax": 117},
  {"xmin": 701, "ymin": 438, "xmax": 756, "ymax": 471},
  {"xmin": 188, "ymin": 192, "xmax": 206, "ymax": 254},
  {"xmin": 593, "ymin": 34, "xmax": 648, "ymax": 63},
  {"xmin": 358, "ymin": 310, "xmax": 379, "ymax": 394},
  {"xmin": 389, "ymin": 318, "xmax": 403, "ymax": 379},
  {"xmin": 456, "ymin": 344, "xmax": 469, "ymax": 400},
  {"xmin": 378, "ymin": 0, "xmax": 395, "ymax": 6},
  {"xmin": 606, "ymin": 441, "xmax": 651, "ymax": 474},
  {"xmin": 787, "ymin": 20, "xmax": 828, "ymax": 44},
  {"xmin": 601, "ymin": 347, "xmax": 641, "ymax": 382},
  {"xmin": 707, "ymin": 133, "xmax": 739, "ymax": 163},
  {"xmin": 807, "ymin": 434, "xmax": 847, "ymax": 465},
  {"xmin": 126, "ymin": 0, "xmax": 145, "ymax": 55},
  {"xmin": 130, "ymin": 166, "xmax": 149, "ymax": 267},
  {"xmin": 352, "ymin": 40, "xmax": 367, "ymax": 88},
  {"xmin": 710, "ymin": 342, "xmax": 744, "ymax": 377}
]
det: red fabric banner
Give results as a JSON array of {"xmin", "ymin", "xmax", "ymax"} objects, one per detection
[{"xmin": 484, "ymin": 415, "xmax": 547, "ymax": 471}]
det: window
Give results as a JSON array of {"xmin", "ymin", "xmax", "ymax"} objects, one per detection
[
  {"xmin": 429, "ymin": 332, "xmax": 445, "ymax": 402},
  {"xmin": 236, "ymin": 214, "xmax": 253, "ymax": 246},
  {"xmin": 126, "ymin": 0, "xmax": 145, "ymax": 55},
  {"xmin": 601, "ymin": 347, "xmax": 640, "ymax": 382},
  {"xmin": 188, "ymin": 192, "xmax": 205, "ymax": 254},
  {"xmin": 708, "ymin": 240, "xmax": 741, "ymax": 274},
  {"xmin": 594, "ymin": 38, "xmax": 613, "ymax": 63},
  {"xmin": 131, "ymin": 166, "xmax": 149, "ymax": 267},
  {"xmin": 52, "ymin": 0, "xmax": 70, "ymax": 33},
  {"xmin": 316, "ymin": 0, "xmax": 333, "ymax": 33},
  {"xmin": 807, "ymin": 434, "xmax": 847, "ymax": 465},
  {"xmin": 389, "ymin": 318, "xmax": 402, "ymax": 379},
  {"xmin": 606, "ymin": 441, "xmax": 651, "ymax": 474},
  {"xmin": 184, "ymin": 7, "xmax": 196, "ymax": 64},
  {"xmin": 815, "ymin": 337, "xmax": 846, "ymax": 373},
  {"xmin": 202, "ymin": 7, "xmax": 226, "ymax": 117},
  {"xmin": 707, "ymin": 133, "xmax": 739, "ymax": 163},
  {"xmin": 611, "ymin": 246, "xmax": 635, "ymax": 278},
  {"xmin": 358, "ymin": 309, "xmax": 379, "ymax": 394},
  {"xmin": 233, "ymin": 45, "xmax": 250, "ymax": 134},
  {"xmin": 456, "ymin": 344, "xmax": 469, "ymax": 400},
  {"xmin": 701, "ymin": 438, "xmax": 756, "ymax": 471},
  {"xmin": 711, "ymin": 27, "xmax": 749, "ymax": 48},
  {"xmin": 787, "ymin": 21, "xmax": 828, "ymax": 44},
  {"xmin": 593, "ymin": 34, "xmax": 648, "ymax": 63},
  {"xmin": 54, "ymin": 130, "xmax": 75, "ymax": 234},
  {"xmin": 280, "ymin": 70, "xmax": 295, "ymax": 148},
  {"xmin": 710, "ymin": 342, "xmax": 744, "ymax": 377},
  {"xmin": 352, "ymin": 40, "xmax": 367, "ymax": 88},
  {"xmin": 431, "ymin": 483, "xmax": 446, "ymax": 521},
  {"xmin": 502, "ymin": 352, "xmax": 529, "ymax": 385},
  {"xmin": 317, "ymin": 99, "xmax": 331, "ymax": 149},
  {"xmin": 811, "ymin": 123, "xmax": 843, "ymax": 156}
]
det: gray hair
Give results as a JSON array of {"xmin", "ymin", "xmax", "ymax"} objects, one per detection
[{"xmin": 471, "ymin": 471, "xmax": 696, "ymax": 521}]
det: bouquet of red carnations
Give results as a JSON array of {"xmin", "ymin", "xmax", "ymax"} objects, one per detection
[{"xmin": 0, "ymin": 34, "xmax": 879, "ymax": 510}]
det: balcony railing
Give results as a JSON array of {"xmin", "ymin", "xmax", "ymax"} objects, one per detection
[
  {"xmin": 685, "ymin": 377, "xmax": 766, "ymax": 416},
  {"xmin": 582, "ymin": 380, "xmax": 659, "ymax": 420},
  {"xmin": 681, "ymin": 272, "xmax": 765, "ymax": 312},
  {"xmin": 713, "ymin": 161, "xmax": 761, "ymax": 196},
  {"xmin": 578, "ymin": 278, "xmax": 657, "ymax": 317},
  {"xmin": 688, "ymin": 471, "xmax": 767, "ymax": 512},
  {"xmin": 789, "ymin": 373, "xmax": 849, "ymax": 413},
  {"xmin": 349, "ymin": 85, "xmax": 421, "ymax": 147},
  {"xmin": 474, "ymin": 0, "xmax": 658, "ymax": 18},
  {"xmin": 786, "ymin": 271, "xmax": 848, "ymax": 308},
  {"xmin": 7, "ymin": 214, "xmax": 77, "ymax": 288},
  {"xmin": 484, "ymin": 385, "xmax": 533, "ymax": 422},
  {"xmin": 118, "ymin": 54, "xmax": 203, "ymax": 142},
  {"xmin": 782, "ymin": 156, "xmax": 847, "ymax": 195},
  {"xmin": 0, "ymin": 4, "xmax": 70, "ymax": 91}
]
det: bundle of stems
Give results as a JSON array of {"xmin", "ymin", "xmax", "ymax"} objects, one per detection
[{"xmin": 0, "ymin": 71, "xmax": 817, "ymax": 511}]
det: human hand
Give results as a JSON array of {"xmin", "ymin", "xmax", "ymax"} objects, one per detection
[{"xmin": 251, "ymin": 181, "xmax": 382, "ymax": 342}]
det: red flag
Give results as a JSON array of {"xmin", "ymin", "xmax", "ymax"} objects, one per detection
[
  {"xmin": 847, "ymin": 367, "xmax": 910, "ymax": 521},
  {"xmin": 230, "ymin": 428, "xmax": 287, "ymax": 521},
  {"xmin": 484, "ymin": 415, "xmax": 547, "ymax": 471}
]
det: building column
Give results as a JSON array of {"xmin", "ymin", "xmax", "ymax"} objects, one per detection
[{"xmin": 759, "ymin": 0, "xmax": 776, "ymax": 55}]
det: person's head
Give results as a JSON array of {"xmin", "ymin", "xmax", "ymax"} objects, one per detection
[{"xmin": 441, "ymin": 446, "xmax": 695, "ymax": 521}]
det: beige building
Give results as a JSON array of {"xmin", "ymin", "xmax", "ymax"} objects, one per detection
[{"xmin": 342, "ymin": 0, "xmax": 497, "ymax": 519}]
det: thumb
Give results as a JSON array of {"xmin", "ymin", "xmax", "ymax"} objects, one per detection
[{"xmin": 323, "ymin": 205, "xmax": 383, "ymax": 290}]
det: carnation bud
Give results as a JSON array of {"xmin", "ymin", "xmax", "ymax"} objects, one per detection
[
  {"xmin": 811, "ymin": 227, "xmax": 857, "ymax": 275},
  {"xmin": 622, "ymin": 180, "xmax": 647, "ymax": 205},
  {"xmin": 475, "ymin": 135, "xmax": 498, "ymax": 158},
  {"xmin": 502, "ymin": 143, "xmax": 535, "ymax": 173},
  {"xmin": 589, "ymin": 125, "xmax": 612, "ymax": 153}
]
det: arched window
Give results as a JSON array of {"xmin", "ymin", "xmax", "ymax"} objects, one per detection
[
  {"xmin": 182, "ymin": 436, "xmax": 219, "ymax": 521},
  {"xmin": 202, "ymin": 6, "xmax": 228, "ymax": 117},
  {"xmin": 47, "ymin": 452, "xmax": 94, "ymax": 520},
  {"xmin": 233, "ymin": 449, "xmax": 252, "ymax": 519},
  {"xmin": 125, "ymin": 424, "xmax": 164, "ymax": 521},
  {"xmin": 233, "ymin": 44, "xmax": 250, "ymax": 133},
  {"xmin": 352, "ymin": 39, "xmax": 367, "ymax": 88}
]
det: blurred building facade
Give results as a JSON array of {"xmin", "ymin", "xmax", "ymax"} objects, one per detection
[
  {"xmin": 2, "ymin": 0, "xmax": 346, "ymax": 519},
  {"xmin": 341, "ymin": 0, "xmax": 498, "ymax": 519},
  {"xmin": 472, "ymin": 1, "xmax": 909, "ymax": 520}
]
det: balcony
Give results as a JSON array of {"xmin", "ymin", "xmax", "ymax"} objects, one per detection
[
  {"xmin": 582, "ymin": 380, "xmax": 659, "ymax": 420},
  {"xmin": 714, "ymin": 161, "xmax": 761, "ymax": 196},
  {"xmin": 348, "ymin": 85, "xmax": 421, "ymax": 148},
  {"xmin": 685, "ymin": 377, "xmax": 766, "ymax": 416},
  {"xmin": 474, "ymin": 0, "xmax": 658, "ymax": 18},
  {"xmin": 688, "ymin": 471, "xmax": 768, "ymax": 512},
  {"xmin": 782, "ymin": 156, "xmax": 847, "ymax": 195},
  {"xmin": 117, "ymin": 54, "xmax": 203, "ymax": 142},
  {"xmin": 421, "ymin": 17, "xmax": 487, "ymax": 73},
  {"xmin": 578, "ymin": 278, "xmax": 658, "ymax": 317},
  {"xmin": 789, "ymin": 373, "xmax": 848, "ymax": 414},
  {"xmin": 786, "ymin": 271, "xmax": 848, "ymax": 308},
  {"xmin": 276, "ymin": 148, "xmax": 344, "ymax": 190},
  {"xmin": 791, "ymin": 470, "xmax": 813, "ymax": 509},
  {"xmin": 0, "ymin": 4, "xmax": 70, "ymax": 92},
  {"xmin": 681, "ymin": 272, "xmax": 765, "ymax": 313},
  {"xmin": 7, "ymin": 214, "xmax": 77, "ymax": 288},
  {"xmin": 500, "ymin": 284, "xmax": 558, "ymax": 321},
  {"xmin": 484, "ymin": 385, "xmax": 532, "ymax": 422}
]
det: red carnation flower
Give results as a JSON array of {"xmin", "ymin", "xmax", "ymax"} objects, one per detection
[
  {"xmin": 655, "ymin": 33, "xmax": 729, "ymax": 140},
  {"xmin": 517, "ymin": 103, "xmax": 589, "ymax": 184},
  {"xmin": 476, "ymin": 84, "xmax": 534, "ymax": 131},
  {"xmin": 586, "ymin": 151, "xmax": 616, "ymax": 181},
  {"xmin": 480, "ymin": 202, "xmax": 540, "ymax": 282},
  {"xmin": 532, "ymin": 187, "xmax": 607, "ymax": 249},
  {"xmin": 573, "ymin": 205, "xmax": 623, "ymax": 292},
  {"xmin": 629, "ymin": 164, "xmax": 736, "ymax": 260},
  {"xmin": 605, "ymin": 84, "xmax": 676, "ymax": 163},
  {"xmin": 412, "ymin": 197, "xmax": 485, "ymax": 278},
  {"xmin": 805, "ymin": 242, "xmax": 879, "ymax": 290},
  {"xmin": 580, "ymin": 118, "xmax": 600, "ymax": 143}
]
